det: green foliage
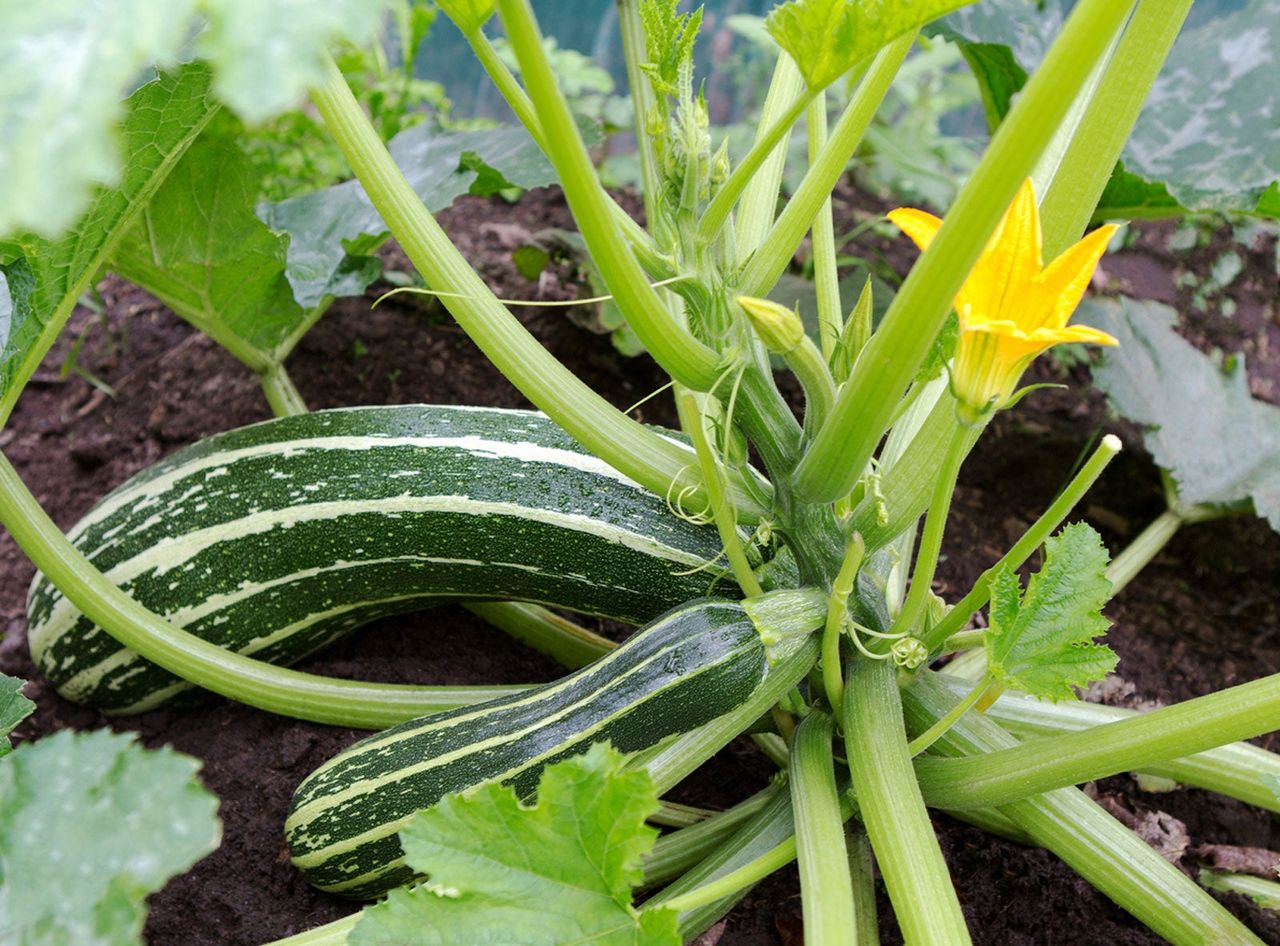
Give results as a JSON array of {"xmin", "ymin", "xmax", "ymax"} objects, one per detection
[
  {"xmin": 639, "ymin": 0, "xmax": 703, "ymax": 99},
  {"xmin": 494, "ymin": 37, "xmax": 632, "ymax": 131},
  {"xmin": 1085, "ymin": 296, "xmax": 1280, "ymax": 531},
  {"xmin": 350, "ymin": 743, "xmax": 679, "ymax": 946},
  {"xmin": 0, "ymin": 729, "xmax": 220, "ymax": 945},
  {"xmin": 0, "ymin": 65, "xmax": 219, "ymax": 425},
  {"xmin": 110, "ymin": 125, "xmax": 309, "ymax": 358},
  {"xmin": 0, "ymin": 674, "xmax": 33, "ymax": 757},
  {"xmin": 262, "ymin": 121, "xmax": 573, "ymax": 308},
  {"xmin": 985, "ymin": 524, "xmax": 1116, "ymax": 702},
  {"xmin": 765, "ymin": 0, "xmax": 975, "ymax": 91},
  {"xmin": 0, "ymin": 0, "xmax": 395, "ymax": 238},
  {"xmin": 933, "ymin": 0, "xmax": 1280, "ymax": 218}
]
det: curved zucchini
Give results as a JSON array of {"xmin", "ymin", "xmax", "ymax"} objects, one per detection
[
  {"xmin": 28, "ymin": 405, "xmax": 742, "ymax": 714},
  {"xmin": 286, "ymin": 596, "xmax": 804, "ymax": 899}
]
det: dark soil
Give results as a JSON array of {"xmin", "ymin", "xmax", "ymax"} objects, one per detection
[{"xmin": 2, "ymin": 184, "xmax": 1278, "ymax": 945}]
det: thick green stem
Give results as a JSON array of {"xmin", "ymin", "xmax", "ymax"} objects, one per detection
[
  {"xmin": 642, "ymin": 787, "xmax": 778, "ymax": 887},
  {"xmin": 1104, "ymin": 507, "xmax": 1181, "ymax": 595},
  {"xmin": 734, "ymin": 55, "xmax": 805, "ymax": 260},
  {"xmin": 1039, "ymin": 0, "xmax": 1194, "ymax": 257},
  {"xmin": 806, "ymin": 90, "xmax": 842, "ymax": 361},
  {"xmin": 905, "ymin": 674, "xmax": 1264, "ymax": 945},
  {"xmin": 658, "ymin": 838, "xmax": 797, "ymax": 914},
  {"xmin": 922, "ymin": 433, "xmax": 1123, "ymax": 650},
  {"xmin": 790, "ymin": 713, "xmax": 857, "ymax": 946},
  {"xmin": 740, "ymin": 34, "xmax": 912, "ymax": 297},
  {"xmin": 495, "ymin": 0, "xmax": 719, "ymax": 389},
  {"xmin": 617, "ymin": 0, "xmax": 663, "ymax": 228},
  {"xmin": 259, "ymin": 363, "xmax": 308, "ymax": 416},
  {"xmin": 907, "ymin": 673, "xmax": 996, "ymax": 756},
  {"xmin": 792, "ymin": 0, "xmax": 1136, "ymax": 503},
  {"xmin": 842, "ymin": 659, "xmax": 971, "ymax": 944},
  {"xmin": 308, "ymin": 55, "xmax": 766, "ymax": 519},
  {"xmin": 0, "ymin": 453, "xmax": 528, "ymax": 728},
  {"xmin": 915, "ymin": 669, "xmax": 1280, "ymax": 810},
  {"xmin": 847, "ymin": 826, "xmax": 880, "ymax": 946},
  {"xmin": 698, "ymin": 90, "xmax": 815, "ymax": 244},
  {"xmin": 783, "ymin": 335, "xmax": 837, "ymax": 438},
  {"xmin": 934, "ymin": 673, "xmax": 1280, "ymax": 814}
]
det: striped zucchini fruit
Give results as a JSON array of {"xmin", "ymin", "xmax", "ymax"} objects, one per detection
[
  {"xmin": 286, "ymin": 596, "xmax": 808, "ymax": 898},
  {"xmin": 28, "ymin": 405, "xmax": 750, "ymax": 714}
]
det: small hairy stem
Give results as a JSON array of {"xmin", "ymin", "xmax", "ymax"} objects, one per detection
[
  {"xmin": 496, "ymin": 0, "xmax": 720, "ymax": 389},
  {"xmin": 259, "ymin": 363, "xmax": 308, "ymax": 417},
  {"xmin": 461, "ymin": 601, "xmax": 614, "ymax": 669},
  {"xmin": 309, "ymin": 54, "xmax": 767, "ymax": 518},
  {"xmin": 905, "ymin": 674, "xmax": 1265, "ymax": 945},
  {"xmin": 822, "ymin": 532, "xmax": 865, "ymax": 710},
  {"xmin": 790, "ymin": 713, "xmax": 858, "ymax": 946},
  {"xmin": 740, "ymin": 34, "xmax": 911, "ymax": 296},
  {"xmin": 616, "ymin": 0, "xmax": 662, "ymax": 228},
  {"xmin": 915, "ymin": 669, "xmax": 1280, "ymax": 810},
  {"xmin": 921, "ymin": 433, "xmax": 1122, "ymax": 651},
  {"xmin": 907, "ymin": 673, "xmax": 997, "ymax": 756},
  {"xmin": 674, "ymin": 385, "xmax": 765, "ymax": 596},
  {"xmin": 842, "ymin": 659, "xmax": 971, "ymax": 944},
  {"xmin": 792, "ymin": 0, "xmax": 1137, "ymax": 504},
  {"xmin": 784, "ymin": 334, "xmax": 837, "ymax": 438},
  {"xmin": 0, "ymin": 452, "xmax": 530, "ymax": 728}
]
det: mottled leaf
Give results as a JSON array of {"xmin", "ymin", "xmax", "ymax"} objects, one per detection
[
  {"xmin": 985, "ymin": 523, "xmax": 1116, "ymax": 702},
  {"xmin": 767, "ymin": 0, "xmax": 975, "ymax": 90},
  {"xmin": 0, "ymin": 674, "xmax": 33, "ymax": 758},
  {"xmin": 932, "ymin": 0, "xmax": 1280, "ymax": 217},
  {"xmin": 109, "ymin": 126, "xmax": 309, "ymax": 357},
  {"xmin": 1085, "ymin": 296, "xmax": 1280, "ymax": 531},
  {"xmin": 261, "ymin": 123, "xmax": 569, "ymax": 308},
  {"xmin": 0, "ymin": 0, "xmax": 392, "ymax": 238},
  {"xmin": 0, "ymin": 65, "xmax": 219, "ymax": 428},
  {"xmin": 350, "ymin": 743, "xmax": 679, "ymax": 946},
  {"xmin": 0, "ymin": 729, "xmax": 220, "ymax": 946}
]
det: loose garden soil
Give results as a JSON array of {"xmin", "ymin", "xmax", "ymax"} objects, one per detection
[{"xmin": 1, "ymin": 185, "xmax": 1278, "ymax": 945}]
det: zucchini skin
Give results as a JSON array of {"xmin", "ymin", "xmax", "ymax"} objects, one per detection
[
  {"xmin": 27, "ymin": 405, "xmax": 735, "ymax": 714},
  {"xmin": 286, "ymin": 598, "xmax": 774, "ymax": 899}
]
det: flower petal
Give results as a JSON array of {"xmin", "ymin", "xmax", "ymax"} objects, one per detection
[
  {"xmin": 964, "ymin": 178, "xmax": 1043, "ymax": 324},
  {"xmin": 1029, "ymin": 323, "xmax": 1119, "ymax": 347},
  {"xmin": 887, "ymin": 207, "xmax": 943, "ymax": 252},
  {"xmin": 1033, "ymin": 223, "xmax": 1119, "ymax": 329}
]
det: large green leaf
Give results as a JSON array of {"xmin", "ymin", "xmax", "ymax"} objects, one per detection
[
  {"xmin": 0, "ymin": 729, "xmax": 220, "ymax": 946},
  {"xmin": 0, "ymin": 674, "xmax": 33, "ymax": 758},
  {"xmin": 931, "ymin": 0, "xmax": 1280, "ymax": 217},
  {"xmin": 1086, "ymin": 296, "xmax": 1280, "ymax": 531},
  {"xmin": 350, "ymin": 743, "xmax": 679, "ymax": 946},
  {"xmin": 766, "ymin": 0, "xmax": 976, "ymax": 90},
  {"xmin": 109, "ymin": 125, "xmax": 309, "ymax": 362},
  {"xmin": 0, "ymin": 0, "xmax": 393, "ymax": 238},
  {"xmin": 985, "ymin": 524, "xmax": 1116, "ymax": 702},
  {"xmin": 0, "ymin": 65, "xmax": 220, "ymax": 428},
  {"xmin": 261, "ymin": 123, "xmax": 569, "ymax": 309}
]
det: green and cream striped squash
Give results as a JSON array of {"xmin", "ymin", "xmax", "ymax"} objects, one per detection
[
  {"xmin": 286, "ymin": 596, "xmax": 804, "ymax": 898},
  {"xmin": 28, "ymin": 405, "xmax": 749, "ymax": 714}
]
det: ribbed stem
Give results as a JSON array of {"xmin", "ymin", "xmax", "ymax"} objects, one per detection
[{"xmin": 259, "ymin": 363, "xmax": 308, "ymax": 416}]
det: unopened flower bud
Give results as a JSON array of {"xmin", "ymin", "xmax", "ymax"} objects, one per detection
[{"xmin": 738, "ymin": 296, "xmax": 804, "ymax": 354}]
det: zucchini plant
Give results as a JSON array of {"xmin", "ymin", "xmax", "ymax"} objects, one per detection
[{"xmin": 2, "ymin": 0, "xmax": 1279, "ymax": 944}]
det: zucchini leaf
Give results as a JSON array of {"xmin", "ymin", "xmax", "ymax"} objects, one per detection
[
  {"xmin": 0, "ymin": 0, "xmax": 393, "ymax": 238},
  {"xmin": 108, "ymin": 123, "xmax": 311, "ymax": 363},
  {"xmin": 0, "ymin": 64, "xmax": 219, "ymax": 428},
  {"xmin": 261, "ymin": 122, "xmax": 572, "ymax": 309},
  {"xmin": 0, "ymin": 674, "xmax": 33, "ymax": 757},
  {"xmin": 0, "ymin": 729, "xmax": 220, "ymax": 945},
  {"xmin": 766, "ymin": 0, "xmax": 975, "ymax": 91},
  {"xmin": 1084, "ymin": 296, "xmax": 1280, "ymax": 532},
  {"xmin": 350, "ymin": 743, "xmax": 679, "ymax": 946},
  {"xmin": 932, "ymin": 0, "xmax": 1280, "ymax": 218},
  {"xmin": 985, "ymin": 524, "xmax": 1116, "ymax": 702}
]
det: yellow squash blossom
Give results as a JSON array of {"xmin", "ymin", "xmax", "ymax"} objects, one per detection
[{"xmin": 888, "ymin": 178, "xmax": 1119, "ymax": 422}]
